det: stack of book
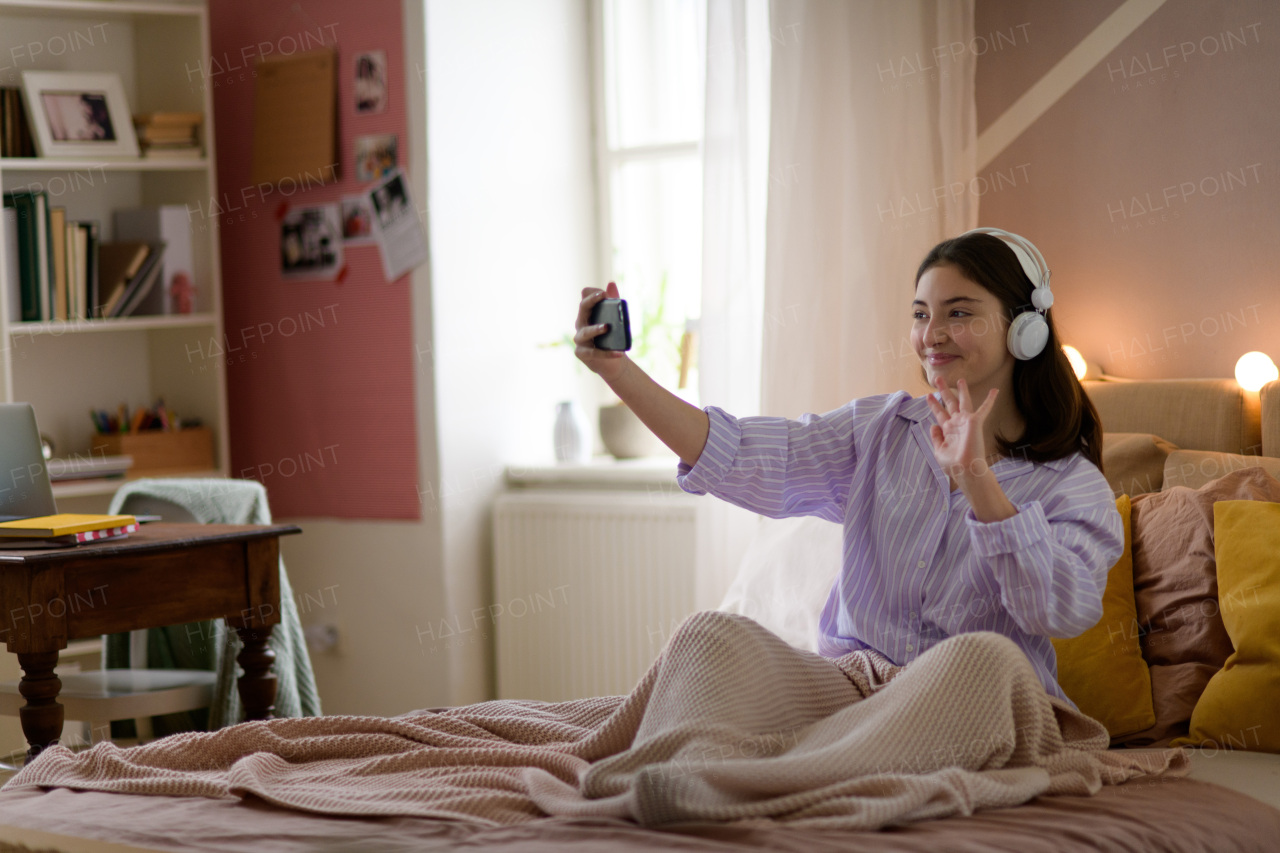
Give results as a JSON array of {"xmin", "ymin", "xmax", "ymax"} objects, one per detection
[
  {"xmin": 133, "ymin": 112, "xmax": 202, "ymax": 161},
  {"xmin": 0, "ymin": 88, "xmax": 35, "ymax": 157},
  {"xmin": 0, "ymin": 513, "xmax": 138, "ymax": 549},
  {"xmin": 2, "ymin": 189, "xmax": 103, "ymax": 322}
]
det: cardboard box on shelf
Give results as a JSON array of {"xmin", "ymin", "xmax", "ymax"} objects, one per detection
[{"xmin": 89, "ymin": 428, "xmax": 214, "ymax": 475}]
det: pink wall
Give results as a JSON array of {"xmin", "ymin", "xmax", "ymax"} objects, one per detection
[
  {"xmin": 976, "ymin": 0, "xmax": 1279, "ymax": 380},
  {"xmin": 209, "ymin": 1, "xmax": 419, "ymax": 518}
]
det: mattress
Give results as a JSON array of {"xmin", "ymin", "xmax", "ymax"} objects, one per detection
[{"xmin": 0, "ymin": 748, "xmax": 1276, "ymax": 853}]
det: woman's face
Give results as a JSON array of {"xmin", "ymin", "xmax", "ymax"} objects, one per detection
[{"xmin": 910, "ymin": 262, "xmax": 1016, "ymax": 395}]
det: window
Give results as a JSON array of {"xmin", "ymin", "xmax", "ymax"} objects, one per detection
[{"xmin": 592, "ymin": 0, "xmax": 707, "ymax": 396}]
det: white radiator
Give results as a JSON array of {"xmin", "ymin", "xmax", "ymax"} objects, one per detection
[{"xmin": 492, "ymin": 489, "xmax": 700, "ymax": 701}]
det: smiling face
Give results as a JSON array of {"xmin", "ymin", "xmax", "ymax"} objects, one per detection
[{"xmin": 911, "ymin": 262, "xmax": 1017, "ymax": 398}]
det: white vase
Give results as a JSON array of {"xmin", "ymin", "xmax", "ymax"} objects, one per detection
[{"xmin": 553, "ymin": 401, "xmax": 592, "ymax": 463}]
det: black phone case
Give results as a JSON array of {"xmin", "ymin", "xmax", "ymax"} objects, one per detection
[{"xmin": 588, "ymin": 298, "xmax": 632, "ymax": 351}]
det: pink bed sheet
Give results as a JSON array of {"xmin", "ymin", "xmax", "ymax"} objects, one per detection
[{"xmin": 0, "ymin": 773, "xmax": 1277, "ymax": 853}]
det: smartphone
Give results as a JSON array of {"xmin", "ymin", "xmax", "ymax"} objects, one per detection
[{"xmin": 588, "ymin": 298, "xmax": 632, "ymax": 351}]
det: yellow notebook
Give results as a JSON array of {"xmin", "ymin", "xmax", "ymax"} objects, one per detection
[{"xmin": 0, "ymin": 513, "xmax": 137, "ymax": 538}]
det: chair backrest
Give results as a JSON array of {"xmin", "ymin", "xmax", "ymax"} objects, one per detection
[{"xmin": 116, "ymin": 494, "xmax": 198, "ymax": 523}]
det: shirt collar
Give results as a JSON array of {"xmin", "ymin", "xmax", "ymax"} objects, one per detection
[{"xmin": 896, "ymin": 393, "xmax": 1072, "ymax": 473}]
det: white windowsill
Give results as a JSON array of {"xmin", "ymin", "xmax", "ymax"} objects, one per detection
[{"xmin": 505, "ymin": 455, "xmax": 681, "ymax": 489}]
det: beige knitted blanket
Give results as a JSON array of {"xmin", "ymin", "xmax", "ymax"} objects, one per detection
[{"xmin": 5, "ymin": 613, "xmax": 1186, "ymax": 829}]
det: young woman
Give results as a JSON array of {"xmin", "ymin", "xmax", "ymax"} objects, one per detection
[{"xmin": 573, "ymin": 229, "xmax": 1121, "ymax": 705}]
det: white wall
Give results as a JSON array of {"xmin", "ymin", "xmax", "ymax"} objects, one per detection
[{"xmin": 426, "ymin": 0, "xmax": 599, "ymax": 703}]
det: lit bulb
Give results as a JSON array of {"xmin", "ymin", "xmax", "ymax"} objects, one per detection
[
  {"xmin": 1062, "ymin": 345, "xmax": 1087, "ymax": 381},
  {"xmin": 1235, "ymin": 352, "xmax": 1278, "ymax": 392}
]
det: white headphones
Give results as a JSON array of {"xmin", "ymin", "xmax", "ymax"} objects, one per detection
[{"xmin": 961, "ymin": 227, "xmax": 1054, "ymax": 360}]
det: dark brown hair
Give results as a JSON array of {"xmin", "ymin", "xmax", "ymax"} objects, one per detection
[{"xmin": 915, "ymin": 233, "xmax": 1104, "ymax": 471}]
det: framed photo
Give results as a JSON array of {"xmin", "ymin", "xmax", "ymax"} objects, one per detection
[{"xmin": 20, "ymin": 71, "xmax": 140, "ymax": 159}]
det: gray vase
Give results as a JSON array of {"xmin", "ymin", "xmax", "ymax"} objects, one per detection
[{"xmin": 598, "ymin": 403, "xmax": 666, "ymax": 459}]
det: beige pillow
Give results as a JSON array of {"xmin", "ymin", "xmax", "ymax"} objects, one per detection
[
  {"xmin": 1162, "ymin": 450, "xmax": 1280, "ymax": 490},
  {"xmin": 1101, "ymin": 432, "xmax": 1178, "ymax": 497}
]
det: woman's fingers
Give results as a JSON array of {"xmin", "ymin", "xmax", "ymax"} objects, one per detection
[
  {"xmin": 577, "ymin": 288, "xmax": 606, "ymax": 328},
  {"xmin": 925, "ymin": 390, "xmax": 947, "ymax": 422},
  {"xmin": 955, "ymin": 378, "xmax": 972, "ymax": 413},
  {"xmin": 976, "ymin": 388, "xmax": 999, "ymax": 418},
  {"xmin": 573, "ymin": 323, "xmax": 608, "ymax": 347}
]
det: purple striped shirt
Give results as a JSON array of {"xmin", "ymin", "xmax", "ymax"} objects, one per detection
[{"xmin": 677, "ymin": 391, "xmax": 1123, "ymax": 704}]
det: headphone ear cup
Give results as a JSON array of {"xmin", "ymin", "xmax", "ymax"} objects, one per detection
[{"xmin": 1007, "ymin": 311, "xmax": 1049, "ymax": 360}]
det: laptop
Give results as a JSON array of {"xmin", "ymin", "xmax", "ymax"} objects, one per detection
[{"xmin": 0, "ymin": 403, "xmax": 59, "ymax": 523}]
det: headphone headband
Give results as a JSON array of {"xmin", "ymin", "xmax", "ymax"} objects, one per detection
[
  {"xmin": 960, "ymin": 227, "xmax": 1051, "ymax": 297},
  {"xmin": 958, "ymin": 227, "xmax": 1055, "ymax": 360}
]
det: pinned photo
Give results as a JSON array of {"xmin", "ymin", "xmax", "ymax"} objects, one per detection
[
  {"xmin": 354, "ymin": 50, "xmax": 387, "ymax": 114},
  {"xmin": 354, "ymin": 133, "xmax": 397, "ymax": 183},
  {"xmin": 341, "ymin": 194, "xmax": 376, "ymax": 245},
  {"xmin": 281, "ymin": 203, "xmax": 344, "ymax": 281},
  {"xmin": 368, "ymin": 168, "xmax": 427, "ymax": 281}
]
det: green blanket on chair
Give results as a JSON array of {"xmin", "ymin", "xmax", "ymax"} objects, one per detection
[{"xmin": 106, "ymin": 478, "xmax": 322, "ymax": 732}]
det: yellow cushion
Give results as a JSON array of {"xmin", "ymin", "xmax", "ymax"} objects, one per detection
[
  {"xmin": 1051, "ymin": 495, "xmax": 1156, "ymax": 739},
  {"xmin": 1175, "ymin": 500, "xmax": 1280, "ymax": 752}
]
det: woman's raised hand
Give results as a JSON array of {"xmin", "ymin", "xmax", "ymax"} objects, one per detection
[
  {"xmin": 924, "ymin": 377, "xmax": 999, "ymax": 481},
  {"xmin": 574, "ymin": 282, "xmax": 629, "ymax": 382}
]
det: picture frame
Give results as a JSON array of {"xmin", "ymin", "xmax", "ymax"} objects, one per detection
[{"xmin": 20, "ymin": 70, "xmax": 140, "ymax": 159}]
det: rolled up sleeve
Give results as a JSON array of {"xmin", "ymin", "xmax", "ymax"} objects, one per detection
[{"xmin": 965, "ymin": 488, "xmax": 1123, "ymax": 639}]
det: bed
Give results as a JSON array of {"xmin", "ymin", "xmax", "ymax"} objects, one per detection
[{"xmin": 0, "ymin": 377, "xmax": 1278, "ymax": 853}]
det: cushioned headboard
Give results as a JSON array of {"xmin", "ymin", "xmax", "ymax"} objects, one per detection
[
  {"xmin": 1262, "ymin": 381, "xmax": 1280, "ymax": 458},
  {"xmin": 1082, "ymin": 378, "xmax": 1266, "ymax": 456}
]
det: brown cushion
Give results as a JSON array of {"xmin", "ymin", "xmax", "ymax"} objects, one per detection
[
  {"xmin": 1162, "ymin": 449, "xmax": 1280, "ymax": 491},
  {"xmin": 1101, "ymin": 432, "xmax": 1178, "ymax": 497},
  {"xmin": 1117, "ymin": 467, "xmax": 1280, "ymax": 746}
]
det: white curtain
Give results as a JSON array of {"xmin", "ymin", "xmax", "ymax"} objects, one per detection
[
  {"xmin": 697, "ymin": 0, "xmax": 977, "ymax": 609},
  {"xmin": 697, "ymin": 0, "xmax": 771, "ymax": 607},
  {"xmin": 761, "ymin": 0, "xmax": 977, "ymax": 417}
]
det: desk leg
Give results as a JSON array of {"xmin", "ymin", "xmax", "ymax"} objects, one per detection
[
  {"xmin": 16, "ymin": 651, "xmax": 62, "ymax": 761},
  {"xmin": 235, "ymin": 627, "xmax": 276, "ymax": 720}
]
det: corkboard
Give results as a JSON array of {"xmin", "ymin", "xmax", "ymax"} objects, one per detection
[{"xmin": 251, "ymin": 48, "xmax": 337, "ymax": 186}]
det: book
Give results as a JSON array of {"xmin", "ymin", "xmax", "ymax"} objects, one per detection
[
  {"xmin": 65, "ymin": 220, "xmax": 82, "ymax": 320},
  {"xmin": 133, "ymin": 111, "xmax": 203, "ymax": 127},
  {"xmin": 115, "ymin": 206, "xmax": 194, "ymax": 314},
  {"xmin": 2, "ymin": 191, "xmax": 41, "ymax": 321},
  {"xmin": 141, "ymin": 146, "xmax": 202, "ymax": 161},
  {"xmin": 108, "ymin": 241, "xmax": 165, "ymax": 318},
  {"xmin": 2, "ymin": 207, "xmax": 18, "ymax": 323},
  {"xmin": 80, "ymin": 220, "xmax": 99, "ymax": 320},
  {"xmin": 0, "ymin": 526, "xmax": 135, "ymax": 549},
  {"xmin": 49, "ymin": 206, "xmax": 67, "ymax": 321},
  {"xmin": 137, "ymin": 125, "xmax": 198, "ymax": 144},
  {"xmin": 33, "ymin": 190, "xmax": 49, "ymax": 320},
  {"xmin": 96, "ymin": 241, "xmax": 150, "ymax": 317},
  {"xmin": 0, "ymin": 88, "xmax": 35, "ymax": 157},
  {"xmin": 46, "ymin": 454, "xmax": 133, "ymax": 482},
  {"xmin": 0, "ymin": 513, "xmax": 137, "ymax": 538}
]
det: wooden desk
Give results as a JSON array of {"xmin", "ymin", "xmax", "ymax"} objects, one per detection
[{"xmin": 0, "ymin": 523, "xmax": 301, "ymax": 758}]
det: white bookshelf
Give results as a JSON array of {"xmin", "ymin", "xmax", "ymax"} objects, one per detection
[{"xmin": 0, "ymin": 0, "xmax": 228, "ymax": 508}]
